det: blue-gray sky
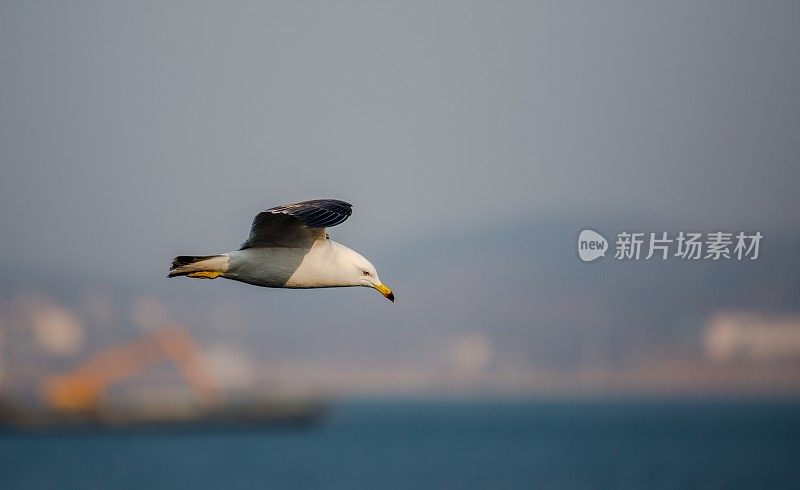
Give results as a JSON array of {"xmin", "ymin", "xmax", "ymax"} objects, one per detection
[
  {"xmin": 1, "ymin": 1, "xmax": 799, "ymax": 281},
  {"xmin": 2, "ymin": 1, "xmax": 800, "ymax": 397}
]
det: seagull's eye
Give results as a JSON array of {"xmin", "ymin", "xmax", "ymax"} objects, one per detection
[{"xmin": 362, "ymin": 270, "xmax": 370, "ymax": 276}]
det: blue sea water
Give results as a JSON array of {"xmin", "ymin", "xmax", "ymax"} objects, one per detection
[{"xmin": 1, "ymin": 399, "xmax": 799, "ymax": 489}]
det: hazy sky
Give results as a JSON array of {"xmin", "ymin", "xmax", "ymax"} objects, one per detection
[{"xmin": 1, "ymin": 1, "xmax": 799, "ymax": 280}]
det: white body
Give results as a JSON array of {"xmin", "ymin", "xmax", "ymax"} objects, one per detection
[{"xmin": 222, "ymin": 240, "xmax": 379, "ymax": 289}]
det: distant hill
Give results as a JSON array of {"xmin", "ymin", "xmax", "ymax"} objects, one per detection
[{"xmin": 2, "ymin": 215, "xmax": 799, "ymax": 396}]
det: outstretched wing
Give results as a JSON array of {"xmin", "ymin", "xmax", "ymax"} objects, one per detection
[{"xmin": 239, "ymin": 199, "xmax": 353, "ymax": 249}]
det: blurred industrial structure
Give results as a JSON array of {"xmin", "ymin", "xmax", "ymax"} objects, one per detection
[
  {"xmin": 39, "ymin": 326, "xmax": 217, "ymax": 412},
  {"xmin": 0, "ymin": 311, "xmax": 325, "ymax": 431}
]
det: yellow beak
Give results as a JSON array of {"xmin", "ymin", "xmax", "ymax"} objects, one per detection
[{"xmin": 373, "ymin": 283, "xmax": 395, "ymax": 302}]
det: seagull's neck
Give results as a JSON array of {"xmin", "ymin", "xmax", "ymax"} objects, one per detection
[{"xmin": 283, "ymin": 239, "xmax": 356, "ymax": 288}]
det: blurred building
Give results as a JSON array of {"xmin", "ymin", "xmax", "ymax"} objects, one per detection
[{"xmin": 705, "ymin": 312, "xmax": 800, "ymax": 363}]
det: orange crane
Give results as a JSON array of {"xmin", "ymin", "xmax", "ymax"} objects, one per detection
[{"xmin": 39, "ymin": 325, "xmax": 218, "ymax": 412}]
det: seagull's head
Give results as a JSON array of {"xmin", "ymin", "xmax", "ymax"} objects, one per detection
[{"xmin": 339, "ymin": 247, "xmax": 394, "ymax": 302}]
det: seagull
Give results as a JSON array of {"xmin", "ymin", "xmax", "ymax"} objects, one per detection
[{"xmin": 168, "ymin": 199, "xmax": 394, "ymax": 302}]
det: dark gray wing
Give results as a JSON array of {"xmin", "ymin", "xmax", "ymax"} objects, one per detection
[
  {"xmin": 240, "ymin": 199, "xmax": 353, "ymax": 249},
  {"xmin": 265, "ymin": 199, "xmax": 352, "ymax": 228}
]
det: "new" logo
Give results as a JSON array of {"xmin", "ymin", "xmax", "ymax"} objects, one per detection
[{"xmin": 578, "ymin": 229, "xmax": 608, "ymax": 262}]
